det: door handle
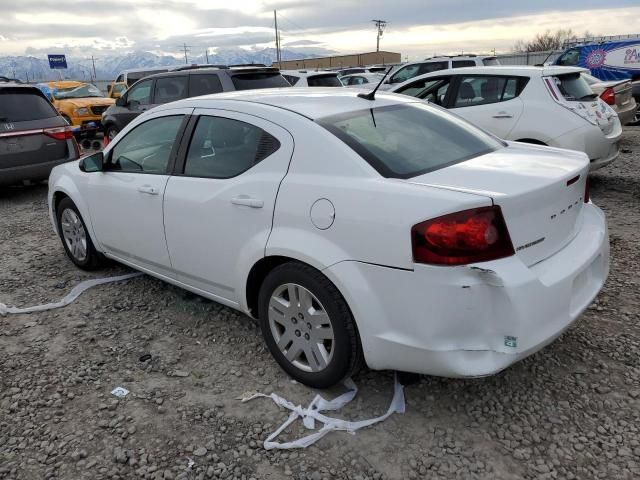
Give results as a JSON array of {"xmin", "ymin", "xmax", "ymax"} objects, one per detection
[
  {"xmin": 492, "ymin": 112, "xmax": 513, "ymax": 119},
  {"xmin": 231, "ymin": 195, "xmax": 264, "ymax": 208},
  {"xmin": 138, "ymin": 185, "xmax": 159, "ymax": 195}
]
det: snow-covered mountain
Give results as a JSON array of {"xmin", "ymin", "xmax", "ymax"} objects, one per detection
[{"xmin": 0, "ymin": 47, "xmax": 334, "ymax": 82}]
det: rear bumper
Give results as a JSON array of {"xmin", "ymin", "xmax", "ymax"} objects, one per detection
[
  {"xmin": 549, "ymin": 121, "xmax": 622, "ymax": 171},
  {"xmin": 615, "ymin": 101, "xmax": 637, "ymax": 126},
  {"xmin": 0, "ymin": 155, "xmax": 75, "ymax": 187},
  {"xmin": 324, "ymin": 204, "xmax": 609, "ymax": 377}
]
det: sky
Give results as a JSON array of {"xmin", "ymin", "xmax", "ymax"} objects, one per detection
[{"xmin": 0, "ymin": 0, "xmax": 638, "ymax": 60}]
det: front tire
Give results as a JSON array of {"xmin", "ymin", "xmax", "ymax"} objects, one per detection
[
  {"xmin": 56, "ymin": 197, "xmax": 106, "ymax": 270},
  {"xmin": 258, "ymin": 262, "xmax": 363, "ymax": 388}
]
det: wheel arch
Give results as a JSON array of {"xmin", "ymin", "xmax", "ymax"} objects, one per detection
[{"xmin": 50, "ymin": 180, "xmax": 101, "ymax": 250}]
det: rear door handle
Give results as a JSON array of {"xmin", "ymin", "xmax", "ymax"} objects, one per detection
[
  {"xmin": 492, "ymin": 112, "xmax": 513, "ymax": 119},
  {"xmin": 138, "ymin": 185, "xmax": 159, "ymax": 195},
  {"xmin": 231, "ymin": 195, "xmax": 264, "ymax": 208}
]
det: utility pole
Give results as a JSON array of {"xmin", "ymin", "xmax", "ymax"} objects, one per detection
[
  {"xmin": 181, "ymin": 43, "xmax": 191, "ymax": 64},
  {"xmin": 205, "ymin": 49, "xmax": 209, "ymax": 64},
  {"xmin": 372, "ymin": 19, "xmax": 387, "ymax": 52},
  {"xmin": 274, "ymin": 10, "xmax": 282, "ymax": 66},
  {"xmin": 91, "ymin": 55, "xmax": 97, "ymax": 81}
]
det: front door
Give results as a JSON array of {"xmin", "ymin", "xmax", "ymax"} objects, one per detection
[
  {"xmin": 163, "ymin": 109, "xmax": 294, "ymax": 303},
  {"xmin": 115, "ymin": 78, "xmax": 155, "ymax": 130},
  {"xmin": 87, "ymin": 109, "xmax": 190, "ymax": 276}
]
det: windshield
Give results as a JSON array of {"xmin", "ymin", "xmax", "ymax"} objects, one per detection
[
  {"xmin": 553, "ymin": 73, "xmax": 597, "ymax": 101},
  {"xmin": 318, "ymin": 103, "xmax": 503, "ymax": 179},
  {"xmin": 0, "ymin": 90, "xmax": 59, "ymax": 122},
  {"xmin": 53, "ymin": 84, "xmax": 103, "ymax": 99},
  {"xmin": 231, "ymin": 72, "xmax": 291, "ymax": 90}
]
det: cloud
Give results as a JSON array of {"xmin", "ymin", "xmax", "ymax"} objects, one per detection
[{"xmin": 282, "ymin": 39, "xmax": 324, "ymax": 47}]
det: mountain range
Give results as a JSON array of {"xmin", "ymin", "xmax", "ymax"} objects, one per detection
[{"xmin": 0, "ymin": 47, "xmax": 333, "ymax": 82}]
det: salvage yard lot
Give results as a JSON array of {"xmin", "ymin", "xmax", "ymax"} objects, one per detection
[{"xmin": 1, "ymin": 129, "xmax": 639, "ymax": 480}]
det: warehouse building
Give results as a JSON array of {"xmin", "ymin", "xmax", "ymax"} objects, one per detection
[{"xmin": 273, "ymin": 51, "xmax": 402, "ymax": 70}]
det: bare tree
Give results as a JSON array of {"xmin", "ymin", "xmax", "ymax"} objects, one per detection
[{"xmin": 512, "ymin": 29, "xmax": 591, "ymax": 53}]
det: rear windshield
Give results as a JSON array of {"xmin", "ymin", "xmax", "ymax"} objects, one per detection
[
  {"xmin": 318, "ymin": 103, "xmax": 503, "ymax": 179},
  {"xmin": 483, "ymin": 57, "xmax": 500, "ymax": 66},
  {"xmin": 307, "ymin": 74, "xmax": 343, "ymax": 87},
  {"xmin": 0, "ymin": 90, "xmax": 59, "ymax": 122},
  {"xmin": 231, "ymin": 72, "xmax": 291, "ymax": 90},
  {"xmin": 553, "ymin": 73, "xmax": 597, "ymax": 101}
]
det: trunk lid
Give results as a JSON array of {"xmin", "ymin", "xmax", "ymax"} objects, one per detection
[
  {"xmin": 0, "ymin": 116, "xmax": 69, "ymax": 168},
  {"xmin": 406, "ymin": 142, "xmax": 590, "ymax": 266}
]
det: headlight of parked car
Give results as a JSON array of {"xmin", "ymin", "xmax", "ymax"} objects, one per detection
[{"xmin": 74, "ymin": 107, "xmax": 91, "ymax": 116}]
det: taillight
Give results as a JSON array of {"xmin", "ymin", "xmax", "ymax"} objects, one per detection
[
  {"xmin": 600, "ymin": 87, "xmax": 615, "ymax": 106},
  {"xmin": 44, "ymin": 126, "xmax": 74, "ymax": 141},
  {"xmin": 412, "ymin": 206, "xmax": 514, "ymax": 266},
  {"xmin": 584, "ymin": 177, "xmax": 590, "ymax": 203}
]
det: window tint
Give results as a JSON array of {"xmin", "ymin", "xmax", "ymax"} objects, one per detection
[
  {"xmin": 453, "ymin": 76, "xmax": 521, "ymax": 107},
  {"xmin": 108, "ymin": 115, "xmax": 183, "ymax": 173},
  {"xmin": 0, "ymin": 91, "xmax": 59, "ymax": 122},
  {"xmin": 183, "ymin": 116, "xmax": 280, "ymax": 179},
  {"xmin": 112, "ymin": 83, "xmax": 127, "ymax": 94},
  {"xmin": 116, "ymin": 74, "xmax": 124, "ymax": 82},
  {"xmin": 482, "ymin": 58, "xmax": 500, "ymax": 66},
  {"xmin": 127, "ymin": 70, "xmax": 168, "ymax": 85},
  {"xmin": 557, "ymin": 49, "xmax": 580, "ymax": 66},
  {"xmin": 395, "ymin": 78, "xmax": 452, "ymax": 106},
  {"xmin": 283, "ymin": 75, "xmax": 300, "ymax": 86},
  {"xmin": 127, "ymin": 79, "xmax": 152, "ymax": 105},
  {"xmin": 419, "ymin": 62, "xmax": 449, "ymax": 74},
  {"xmin": 307, "ymin": 74, "xmax": 342, "ymax": 87},
  {"xmin": 453, "ymin": 60, "xmax": 476, "ymax": 68},
  {"xmin": 189, "ymin": 74, "xmax": 223, "ymax": 97},
  {"xmin": 553, "ymin": 73, "xmax": 597, "ymax": 101},
  {"xmin": 390, "ymin": 65, "xmax": 420, "ymax": 84},
  {"xmin": 154, "ymin": 76, "xmax": 188, "ymax": 104},
  {"xmin": 231, "ymin": 73, "xmax": 291, "ymax": 90},
  {"xmin": 319, "ymin": 103, "xmax": 502, "ymax": 179}
]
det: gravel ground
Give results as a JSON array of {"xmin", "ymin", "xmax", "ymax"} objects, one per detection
[{"xmin": 1, "ymin": 127, "xmax": 639, "ymax": 480}]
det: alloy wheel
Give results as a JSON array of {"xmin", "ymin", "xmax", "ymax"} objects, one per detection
[
  {"xmin": 268, "ymin": 283, "xmax": 335, "ymax": 373},
  {"xmin": 60, "ymin": 208, "xmax": 87, "ymax": 262}
]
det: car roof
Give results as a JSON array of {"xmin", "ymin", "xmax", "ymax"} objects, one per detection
[
  {"xmin": 404, "ymin": 65, "xmax": 587, "ymax": 77},
  {"xmin": 167, "ymin": 87, "xmax": 417, "ymax": 120},
  {"xmin": 136, "ymin": 66, "xmax": 281, "ymax": 81}
]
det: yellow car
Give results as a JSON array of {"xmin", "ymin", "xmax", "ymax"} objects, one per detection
[
  {"xmin": 38, "ymin": 81, "xmax": 114, "ymax": 132},
  {"xmin": 107, "ymin": 82, "xmax": 128, "ymax": 99}
]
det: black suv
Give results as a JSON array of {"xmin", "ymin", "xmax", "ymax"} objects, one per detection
[
  {"xmin": 1, "ymin": 82, "xmax": 79, "ymax": 187},
  {"xmin": 101, "ymin": 66, "xmax": 291, "ymax": 140}
]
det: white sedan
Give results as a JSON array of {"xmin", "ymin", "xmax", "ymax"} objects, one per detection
[
  {"xmin": 48, "ymin": 89, "xmax": 609, "ymax": 388},
  {"xmin": 390, "ymin": 66, "xmax": 622, "ymax": 170}
]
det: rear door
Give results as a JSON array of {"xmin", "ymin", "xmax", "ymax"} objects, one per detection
[
  {"xmin": 449, "ymin": 75, "xmax": 525, "ymax": 139},
  {"xmin": 163, "ymin": 108, "xmax": 294, "ymax": 302},
  {"xmin": 0, "ymin": 88, "xmax": 71, "ymax": 170}
]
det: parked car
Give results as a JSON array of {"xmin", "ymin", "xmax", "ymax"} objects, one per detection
[
  {"xmin": 380, "ymin": 55, "xmax": 500, "ymax": 90},
  {"xmin": 49, "ymin": 88, "xmax": 608, "ymax": 388},
  {"xmin": 102, "ymin": 66, "xmax": 290, "ymax": 140},
  {"xmin": 107, "ymin": 82, "xmax": 127, "ymax": 99},
  {"xmin": 280, "ymin": 70, "xmax": 343, "ymax": 87},
  {"xmin": 336, "ymin": 68, "xmax": 368, "ymax": 77},
  {"xmin": 341, "ymin": 73, "xmax": 384, "ymax": 87},
  {"xmin": 555, "ymin": 37, "xmax": 640, "ymax": 81},
  {"xmin": 581, "ymin": 72, "xmax": 637, "ymax": 125},
  {"xmin": 112, "ymin": 66, "xmax": 175, "ymax": 88},
  {"xmin": 367, "ymin": 63, "xmax": 403, "ymax": 74},
  {"xmin": 1, "ymin": 82, "xmax": 78, "ymax": 187},
  {"xmin": 35, "ymin": 81, "xmax": 114, "ymax": 136},
  {"xmin": 391, "ymin": 66, "xmax": 622, "ymax": 170}
]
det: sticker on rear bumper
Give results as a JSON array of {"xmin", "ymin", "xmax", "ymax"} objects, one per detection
[{"xmin": 504, "ymin": 336, "xmax": 518, "ymax": 348}]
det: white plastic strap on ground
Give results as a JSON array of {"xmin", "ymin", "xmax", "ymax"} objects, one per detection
[
  {"xmin": 0, "ymin": 272, "xmax": 143, "ymax": 316},
  {"xmin": 242, "ymin": 375, "xmax": 405, "ymax": 449}
]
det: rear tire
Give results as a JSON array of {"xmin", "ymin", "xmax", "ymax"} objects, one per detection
[
  {"xmin": 258, "ymin": 262, "xmax": 363, "ymax": 389},
  {"xmin": 56, "ymin": 197, "xmax": 106, "ymax": 270},
  {"xmin": 629, "ymin": 107, "xmax": 640, "ymax": 126}
]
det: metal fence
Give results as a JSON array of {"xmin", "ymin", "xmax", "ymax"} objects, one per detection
[{"xmin": 495, "ymin": 50, "xmax": 563, "ymax": 66}]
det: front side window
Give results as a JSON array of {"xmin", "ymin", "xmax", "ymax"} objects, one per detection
[
  {"xmin": 390, "ymin": 65, "xmax": 420, "ymax": 84},
  {"xmin": 112, "ymin": 83, "xmax": 127, "ymax": 94},
  {"xmin": 116, "ymin": 74, "xmax": 124, "ymax": 83},
  {"xmin": 154, "ymin": 76, "xmax": 188, "ymax": 104},
  {"xmin": 126, "ymin": 79, "xmax": 152, "ymax": 105},
  {"xmin": 108, "ymin": 115, "xmax": 184, "ymax": 173},
  {"xmin": 189, "ymin": 74, "xmax": 223, "ymax": 96},
  {"xmin": 318, "ymin": 103, "xmax": 503, "ymax": 179},
  {"xmin": 453, "ymin": 76, "xmax": 522, "ymax": 107},
  {"xmin": 395, "ymin": 78, "xmax": 452, "ymax": 106},
  {"xmin": 183, "ymin": 116, "xmax": 280, "ymax": 179},
  {"xmin": 557, "ymin": 49, "xmax": 580, "ymax": 66}
]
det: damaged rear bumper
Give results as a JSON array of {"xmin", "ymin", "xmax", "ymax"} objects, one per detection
[{"xmin": 324, "ymin": 204, "xmax": 609, "ymax": 377}]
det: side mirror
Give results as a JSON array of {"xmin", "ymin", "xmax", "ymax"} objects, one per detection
[
  {"xmin": 79, "ymin": 152, "xmax": 104, "ymax": 173},
  {"xmin": 115, "ymin": 96, "xmax": 126, "ymax": 107}
]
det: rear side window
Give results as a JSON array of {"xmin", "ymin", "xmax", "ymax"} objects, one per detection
[
  {"xmin": 0, "ymin": 90, "xmax": 59, "ymax": 122},
  {"xmin": 318, "ymin": 103, "xmax": 503, "ymax": 179},
  {"xmin": 307, "ymin": 75, "xmax": 342, "ymax": 87},
  {"xmin": 154, "ymin": 76, "xmax": 188, "ymax": 104},
  {"xmin": 189, "ymin": 74, "xmax": 223, "ymax": 97},
  {"xmin": 482, "ymin": 57, "xmax": 500, "ymax": 66},
  {"xmin": 453, "ymin": 60, "xmax": 476, "ymax": 68},
  {"xmin": 183, "ymin": 116, "xmax": 280, "ymax": 178},
  {"xmin": 419, "ymin": 62, "xmax": 448, "ymax": 74},
  {"xmin": 283, "ymin": 75, "xmax": 300, "ymax": 86},
  {"xmin": 453, "ymin": 76, "xmax": 524, "ymax": 107},
  {"xmin": 231, "ymin": 73, "xmax": 290, "ymax": 90},
  {"xmin": 127, "ymin": 79, "xmax": 152, "ymax": 105},
  {"xmin": 553, "ymin": 73, "xmax": 597, "ymax": 101}
]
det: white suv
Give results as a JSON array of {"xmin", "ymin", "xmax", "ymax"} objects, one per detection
[
  {"xmin": 391, "ymin": 65, "xmax": 622, "ymax": 170},
  {"xmin": 280, "ymin": 70, "xmax": 343, "ymax": 87},
  {"xmin": 380, "ymin": 55, "xmax": 499, "ymax": 90}
]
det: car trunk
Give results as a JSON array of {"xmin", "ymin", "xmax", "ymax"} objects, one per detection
[
  {"xmin": 406, "ymin": 143, "xmax": 590, "ymax": 267},
  {"xmin": 611, "ymin": 80, "xmax": 634, "ymax": 111},
  {"xmin": 0, "ymin": 116, "xmax": 69, "ymax": 169}
]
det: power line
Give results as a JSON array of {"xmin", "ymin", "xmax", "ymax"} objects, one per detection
[{"xmin": 372, "ymin": 19, "xmax": 387, "ymax": 52}]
